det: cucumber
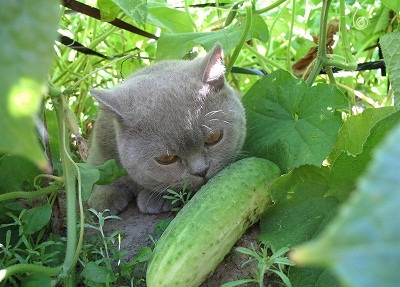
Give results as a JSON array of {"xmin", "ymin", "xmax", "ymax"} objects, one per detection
[{"xmin": 146, "ymin": 157, "xmax": 280, "ymax": 287}]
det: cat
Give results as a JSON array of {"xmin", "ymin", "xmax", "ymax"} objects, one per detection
[{"xmin": 87, "ymin": 44, "xmax": 246, "ymax": 214}]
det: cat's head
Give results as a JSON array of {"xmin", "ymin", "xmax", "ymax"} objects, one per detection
[{"xmin": 91, "ymin": 44, "xmax": 246, "ymax": 192}]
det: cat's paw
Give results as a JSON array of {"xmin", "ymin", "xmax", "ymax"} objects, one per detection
[
  {"xmin": 88, "ymin": 186, "xmax": 132, "ymax": 215},
  {"xmin": 137, "ymin": 191, "xmax": 173, "ymax": 214}
]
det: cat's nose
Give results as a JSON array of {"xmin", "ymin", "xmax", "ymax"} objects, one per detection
[{"xmin": 192, "ymin": 167, "xmax": 209, "ymax": 178}]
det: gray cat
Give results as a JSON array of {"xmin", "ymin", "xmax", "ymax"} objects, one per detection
[{"xmin": 87, "ymin": 44, "xmax": 246, "ymax": 214}]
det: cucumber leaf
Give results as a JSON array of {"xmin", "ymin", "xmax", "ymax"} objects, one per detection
[
  {"xmin": 330, "ymin": 107, "xmax": 395, "ymax": 159},
  {"xmin": 328, "ymin": 109, "xmax": 400, "ymax": 199},
  {"xmin": 259, "ymin": 165, "xmax": 338, "ymax": 248},
  {"xmin": 291, "ymin": 122, "xmax": 400, "ymax": 287},
  {"xmin": 242, "ymin": 69, "xmax": 348, "ymax": 172},
  {"xmin": 156, "ymin": 14, "xmax": 269, "ymax": 60}
]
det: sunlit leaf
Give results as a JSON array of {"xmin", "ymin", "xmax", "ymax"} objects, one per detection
[
  {"xmin": 330, "ymin": 107, "xmax": 395, "ymax": 159},
  {"xmin": 242, "ymin": 69, "xmax": 348, "ymax": 172},
  {"xmin": 98, "ymin": 0, "xmax": 121, "ymax": 22},
  {"xmin": 0, "ymin": 0, "xmax": 59, "ymax": 170},
  {"xmin": 147, "ymin": 0, "xmax": 195, "ymax": 33},
  {"xmin": 156, "ymin": 14, "xmax": 269, "ymax": 59},
  {"xmin": 112, "ymin": 0, "xmax": 147, "ymax": 26}
]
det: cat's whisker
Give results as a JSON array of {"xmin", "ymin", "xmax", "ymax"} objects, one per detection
[
  {"xmin": 146, "ymin": 184, "xmax": 169, "ymax": 207},
  {"xmin": 204, "ymin": 110, "xmax": 224, "ymax": 117},
  {"xmin": 205, "ymin": 118, "xmax": 235, "ymax": 127},
  {"xmin": 222, "ymin": 120, "xmax": 234, "ymax": 126},
  {"xmin": 201, "ymin": 124, "xmax": 214, "ymax": 132}
]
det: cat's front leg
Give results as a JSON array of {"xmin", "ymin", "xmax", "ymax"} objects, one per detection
[
  {"xmin": 137, "ymin": 190, "xmax": 173, "ymax": 214},
  {"xmin": 88, "ymin": 181, "xmax": 133, "ymax": 215}
]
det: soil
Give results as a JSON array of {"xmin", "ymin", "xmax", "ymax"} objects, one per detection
[{"xmin": 98, "ymin": 201, "xmax": 263, "ymax": 287}]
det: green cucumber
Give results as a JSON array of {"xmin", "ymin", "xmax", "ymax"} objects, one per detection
[{"xmin": 146, "ymin": 157, "xmax": 280, "ymax": 287}]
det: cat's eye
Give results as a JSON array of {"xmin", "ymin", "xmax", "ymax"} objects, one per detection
[
  {"xmin": 205, "ymin": 132, "xmax": 223, "ymax": 145},
  {"xmin": 155, "ymin": 154, "xmax": 178, "ymax": 165}
]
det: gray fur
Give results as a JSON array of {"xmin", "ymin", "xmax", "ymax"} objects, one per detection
[{"xmin": 87, "ymin": 44, "xmax": 246, "ymax": 214}]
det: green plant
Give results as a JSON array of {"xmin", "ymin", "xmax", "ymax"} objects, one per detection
[
  {"xmin": 163, "ymin": 179, "xmax": 193, "ymax": 211},
  {"xmin": 79, "ymin": 209, "xmax": 153, "ymax": 286},
  {"xmin": 222, "ymin": 243, "xmax": 294, "ymax": 287}
]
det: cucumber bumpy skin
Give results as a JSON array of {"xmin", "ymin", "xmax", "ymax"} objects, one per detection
[{"xmin": 146, "ymin": 157, "xmax": 280, "ymax": 287}]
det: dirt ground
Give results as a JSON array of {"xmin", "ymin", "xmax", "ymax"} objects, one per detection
[{"xmin": 99, "ymin": 201, "xmax": 262, "ymax": 287}]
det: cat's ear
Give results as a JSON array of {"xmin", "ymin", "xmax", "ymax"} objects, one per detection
[
  {"xmin": 90, "ymin": 89, "xmax": 123, "ymax": 118},
  {"xmin": 202, "ymin": 44, "xmax": 226, "ymax": 90}
]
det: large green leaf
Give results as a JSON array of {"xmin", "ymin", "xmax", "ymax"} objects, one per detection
[
  {"xmin": 259, "ymin": 165, "xmax": 339, "ymax": 287},
  {"xmin": 112, "ymin": 0, "xmax": 147, "ymax": 26},
  {"xmin": 0, "ymin": 0, "xmax": 59, "ymax": 170},
  {"xmin": 330, "ymin": 107, "xmax": 395, "ymax": 159},
  {"xmin": 259, "ymin": 165, "xmax": 338, "ymax": 248},
  {"xmin": 381, "ymin": 0, "xmax": 400, "ymax": 12},
  {"xmin": 147, "ymin": 0, "xmax": 195, "ymax": 33},
  {"xmin": 380, "ymin": 31, "xmax": 400, "ymax": 107},
  {"xmin": 291, "ymin": 123, "xmax": 400, "ymax": 287},
  {"xmin": 328, "ymin": 109, "xmax": 400, "ymax": 201},
  {"xmin": 156, "ymin": 14, "xmax": 269, "ymax": 59},
  {"xmin": 242, "ymin": 69, "xmax": 348, "ymax": 172},
  {"xmin": 259, "ymin": 110, "xmax": 400, "ymax": 286}
]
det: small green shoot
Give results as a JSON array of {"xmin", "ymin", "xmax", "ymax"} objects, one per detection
[
  {"xmin": 80, "ymin": 208, "xmax": 153, "ymax": 286},
  {"xmin": 222, "ymin": 243, "xmax": 295, "ymax": 287},
  {"xmin": 163, "ymin": 180, "xmax": 193, "ymax": 211}
]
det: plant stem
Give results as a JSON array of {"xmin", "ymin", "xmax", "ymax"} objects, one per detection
[
  {"xmin": 305, "ymin": 0, "xmax": 331, "ymax": 86},
  {"xmin": 0, "ymin": 185, "xmax": 60, "ymax": 202},
  {"xmin": 64, "ymin": 135, "xmax": 86, "ymax": 274},
  {"xmin": 184, "ymin": 0, "xmax": 197, "ymax": 31},
  {"xmin": 286, "ymin": 0, "xmax": 296, "ymax": 70},
  {"xmin": 245, "ymin": 42, "xmax": 286, "ymax": 71},
  {"xmin": 54, "ymin": 95, "xmax": 77, "ymax": 286},
  {"xmin": 226, "ymin": 3, "xmax": 253, "ymax": 74},
  {"xmin": 254, "ymin": 0, "xmax": 288, "ymax": 14},
  {"xmin": 0, "ymin": 264, "xmax": 62, "ymax": 282},
  {"xmin": 338, "ymin": 0, "xmax": 357, "ymax": 69}
]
